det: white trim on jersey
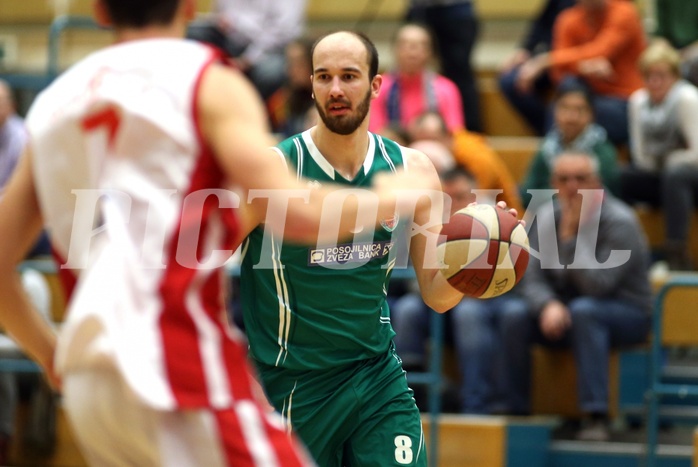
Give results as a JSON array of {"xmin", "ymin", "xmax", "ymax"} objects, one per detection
[
  {"xmin": 271, "ymin": 235, "xmax": 292, "ymax": 366},
  {"xmin": 240, "ymin": 237, "xmax": 251, "ymax": 262},
  {"xmin": 383, "ymin": 258, "xmax": 397, "ymax": 297},
  {"xmin": 362, "ymin": 132, "xmax": 376, "ymax": 175},
  {"xmin": 292, "ymin": 137, "xmax": 304, "ymax": 180},
  {"xmin": 301, "ymin": 130, "xmax": 334, "ymax": 179},
  {"xmin": 300, "ymin": 129, "xmax": 378, "ymax": 179},
  {"xmin": 398, "ymin": 144, "xmax": 410, "ymax": 173},
  {"xmin": 280, "ymin": 380, "xmax": 298, "ymax": 435},
  {"xmin": 376, "ymin": 135, "xmax": 398, "ymax": 174}
]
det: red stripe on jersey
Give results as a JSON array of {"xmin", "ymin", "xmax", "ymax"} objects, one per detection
[
  {"xmin": 157, "ymin": 154, "xmax": 220, "ymax": 406},
  {"xmin": 51, "ymin": 248, "xmax": 77, "ymax": 310},
  {"xmin": 157, "ymin": 52, "xmax": 242, "ymax": 408},
  {"xmin": 214, "ymin": 408, "xmax": 257, "ymax": 467},
  {"xmin": 214, "ymin": 404, "xmax": 310, "ymax": 467}
]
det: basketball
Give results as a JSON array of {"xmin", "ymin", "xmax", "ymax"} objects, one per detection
[{"xmin": 437, "ymin": 204, "xmax": 530, "ymax": 299}]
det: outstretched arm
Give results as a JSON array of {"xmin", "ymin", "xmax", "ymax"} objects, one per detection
[
  {"xmin": 403, "ymin": 148, "xmax": 465, "ymax": 313},
  {"xmin": 0, "ymin": 150, "xmax": 59, "ymax": 389}
]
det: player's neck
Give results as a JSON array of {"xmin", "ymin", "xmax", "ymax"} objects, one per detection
[
  {"xmin": 310, "ymin": 125, "xmax": 371, "ymax": 180},
  {"xmin": 113, "ymin": 23, "xmax": 187, "ymax": 44}
]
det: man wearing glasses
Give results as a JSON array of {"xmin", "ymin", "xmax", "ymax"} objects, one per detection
[{"xmin": 499, "ymin": 151, "xmax": 652, "ymax": 442}]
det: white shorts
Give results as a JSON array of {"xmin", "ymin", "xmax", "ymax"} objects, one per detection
[{"xmin": 62, "ymin": 352, "xmax": 314, "ymax": 466}]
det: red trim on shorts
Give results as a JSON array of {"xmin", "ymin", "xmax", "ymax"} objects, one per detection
[
  {"xmin": 214, "ymin": 408, "xmax": 257, "ymax": 467},
  {"xmin": 214, "ymin": 406, "xmax": 310, "ymax": 467}
]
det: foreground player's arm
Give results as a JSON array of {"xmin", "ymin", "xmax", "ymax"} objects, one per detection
[
  {"xmin": 403, "ymin": 148, "xmax": 465, "ymax": 313},
  {"xmin": 198, "ymin": 64, "xmax": 410, "ymax": 243},
  {"xmin": 0, "ymin": 150, "xmax": 59, "ymax": 388}
]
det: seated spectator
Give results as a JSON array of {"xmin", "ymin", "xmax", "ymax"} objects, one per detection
[
  {"xmin": 652, "ymin": 0, "xmax": 698, "ymax": 86},
  {"xmin": 266, "ymin": 37, "xmax": 316, "ymax": 138},
  {"xmin": 187, "ymin": 0, "xmax": 308, "ymax": 99},
  {"xmin": 392, "ymin": 166, "xmax": 528, "ymax": 414},
  {"xmin": 515, "ymin": 0, "xmax": 646, "ymax": 145},
  {"xmin": 380, "ymin": 123, "xmax": 411, "ymax": 147},
  {"xmin": 498, "ymin": 0, "xmax": 576, "ymax": 135},
  {"xmin": 408, "ymin": 111, "xmax": 523, "ymax": 214},
  {"xmin": 619, "ymin": 39, "xmax": 698, "ymax": 270},
  {"xmin": 408, "ymin": 139, "xmax": 456, "ymax": 176},
  {"xmin": 502, "ymin": 151, "xmax": 652, "ymax": 441},
  {"xmin": 369, "ymin": 22, "xmax": 464, "ymax": 135},
  {"xmin": 522, "ymin": 82, "xmax": 619, "ymax": 206}
]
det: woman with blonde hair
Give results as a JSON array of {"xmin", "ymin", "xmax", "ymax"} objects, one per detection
[{"xmin": 620, "ymin": 39, "xmax": 698, "ymax": 270}]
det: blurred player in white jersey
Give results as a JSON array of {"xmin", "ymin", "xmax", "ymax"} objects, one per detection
[{"xmin": 0, "ymin": 1, "xmax": 420, "ymax": 465}]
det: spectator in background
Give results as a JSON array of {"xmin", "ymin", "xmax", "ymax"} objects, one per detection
[
  {"xmin": 620, "ymin": 40, "xmax": 698, "ymax": 270},
  {"xmin": 0, "ymin": 80, "xmax": 26, "ymax": 194},
  {"xmin": 409, "ymin": 139, "xmax": 456, "ymax": 176},
  {"xmin": 406, "ymin": 0, "xmax": 482, "ymax": 132},
  {"xmin": 392, "ymin": 165, "xmax": 528, "ymax": 414},
  {"xmin": 653, "ymin": 0, "xmax": 698, "ymax": 86},
  {"xmin": 522, "ymin": 82, "xmax": 619, "ymax": 206},
  {"xmin": 188, "ymin": 0, "xmax": 308, "ymax": 99},
  {"xmin": 515, "ymin": 0, "xmax": 646, "ymax": 146},
  {"xmin": 369, "ymin": 22, "xmax": 464, "ymax": 135},
  {"xmin": 498, "ymin": 0, "xmax": 576, "ymax": 135},
  {"xmin": 502, "ymin": 151, "xmax": 652, "ymax": 441},
  {"xmin": 266, "ymin": 37, "xmax": 316, "ymax": 138},
  {"xmin": 0, "ymin": 81, "xmax": 50, "ymax": 258},
  {"xmin": 408, "ymin": 110, "xmax": 523, "ymax": 214}
]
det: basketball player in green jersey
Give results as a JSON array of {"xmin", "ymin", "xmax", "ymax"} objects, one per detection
[{"xmin": 238, "ymin": 31, "xmax": 471, "ymax": 466}]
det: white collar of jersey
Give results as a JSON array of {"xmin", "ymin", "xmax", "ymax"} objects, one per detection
[{"xmin": 301, "ymin": 130, "xmax": 376, "ymax": 180}]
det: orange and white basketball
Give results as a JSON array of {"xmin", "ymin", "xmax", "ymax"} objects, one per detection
[{"xmin": 437, "ymin": 204, "xmax": 529, "ymax": 299}]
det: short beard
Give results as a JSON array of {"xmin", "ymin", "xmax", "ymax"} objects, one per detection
[{"xmin": 315, "ymin": 89, "xmax": 372, "ymax": 136}]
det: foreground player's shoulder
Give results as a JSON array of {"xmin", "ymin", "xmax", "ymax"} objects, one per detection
[{"xmin": 198, "ymin": 63, "xmax": 265, "ymax": 120}]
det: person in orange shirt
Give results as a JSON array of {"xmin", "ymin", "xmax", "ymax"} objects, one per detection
[{"xmin": 516, "ymin": 0, "xmax": 646, "ymax": 145}]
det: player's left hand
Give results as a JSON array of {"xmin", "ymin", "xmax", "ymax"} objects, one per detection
[{"xmin": 495, "ymin": 200, "xmax": 526, "ymax": 227}]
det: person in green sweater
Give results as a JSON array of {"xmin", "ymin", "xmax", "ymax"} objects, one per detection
[
  {"xmin": 521, "ymin": 82, "xmax": 619, "ymax": 208},
  {"xmin": 653, "ymin": 0, "xmax": 698, "ymax": 86}
]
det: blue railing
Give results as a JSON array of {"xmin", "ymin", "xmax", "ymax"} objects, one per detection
[{"xmin": 0, "ymin": 16, "xmax": 104, "ymax": 94}]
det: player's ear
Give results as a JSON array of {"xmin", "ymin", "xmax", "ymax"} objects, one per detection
[
  {"xmin": 93, "ymin": 0, "xmax": 112, "ymax": 27},
  {"xmin": 182, "ymin": 0, "xmax": 196, "ymax": 22},
  {"xmin": 370, "ymin": 74, "xmax": 382, "ymax": 100}
]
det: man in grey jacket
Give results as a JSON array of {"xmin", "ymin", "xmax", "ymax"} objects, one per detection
[{"xmin": 501, "ymin": 151, "xmax": 652, "ymax": 441}]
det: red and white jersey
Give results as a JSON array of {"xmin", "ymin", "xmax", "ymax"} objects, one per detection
[{"xmin": 26, "ymin": 39, "xmax": 253, "ymax": 410}]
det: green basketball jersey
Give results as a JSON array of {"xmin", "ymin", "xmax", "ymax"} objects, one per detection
[{"xmin": 240, "ymin": 130, "xmax": 407, "ymax": 371}]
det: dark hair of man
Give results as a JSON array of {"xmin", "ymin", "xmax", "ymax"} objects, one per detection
[
  {"xmin": 102, "ymin": 0, "xmax": 180, "ymax": 28},
  {"xmin": 554, "ymin": 80, "xmax": 595, "ymax": 113},
  {"xmin": 311, "ymin": 31, "xmax": 380, "ymax": 80}
]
